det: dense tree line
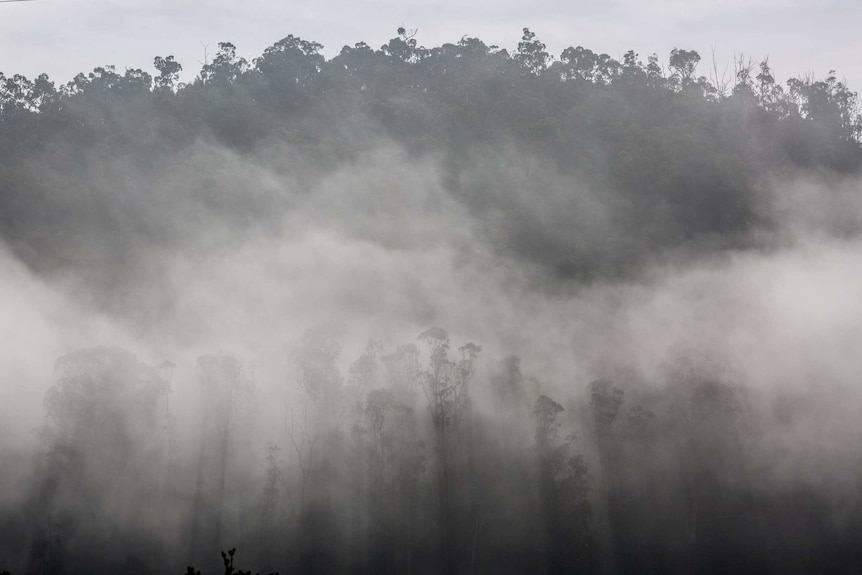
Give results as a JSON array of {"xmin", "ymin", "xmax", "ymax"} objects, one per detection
[
  {"xmin": 1, "ymin": 330, "xmax": 859, "ymax": 574},
  {"xmin": 1, "ymin": 28, "xmax": 860, "ymax": 301}
]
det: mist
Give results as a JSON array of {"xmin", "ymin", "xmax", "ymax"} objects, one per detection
[{"xmin": 2, "ymin": 28, "xmax": 862, "ymax": 574}]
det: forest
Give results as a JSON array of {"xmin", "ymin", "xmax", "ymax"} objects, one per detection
[{"xmin": 1, "ymin": 27, "xmax": 862, "ymax": 574}]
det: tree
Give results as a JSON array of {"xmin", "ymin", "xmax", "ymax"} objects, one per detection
[
  {"xmin": 645, "ymin": 53, "xmax": 664, "ymax": 88},
  {"xmin": 190, "ymin": 353, "xmax": 255, "ymax": 570},
  {"xmin": 787, "ymin": 71, "xmax": 862, "ymax": 141},
  {"xmin": 43, "ymin": 347, "xmax": 165, "ymax": 476},
  {"xmin": 288, "ymin": 328, "xmax": 349, "ymax": 574},
  {"xmin": 35, "ymin": 347, "xmax": 165, "ymax": 573},
  {"xmin": 534, "ymin": 395, "xmax": 564, "ymax": 456},
  {"xmin": 755, "ymin": 58, "xmax": 788, "ymax": 114},
  {"xmin": 490, "ymin": 355, "xmax": 529, "ymax": 419},
  {"xmin": 533, "ymin": 395, "xmax": 593, "ymax": 572},
  {"xmin": 381, "ymin": 27, "xmax": 419, "ymax": 63},
  {"xmin": 199, "ymin": 42, "xmax": 248, "ymax": 85},
  {"xmin": 588, "ymin": 378, "xmax": 623, "ymax": 440},
  {"xmin": 669, "ymin": 48, "xmax": 701, "ymax": 89},
  {"xmin": 515, "ymin": 28, "xmax": 549, "ymax": 75},
  {"xmin": 417, "ymin": 327, "xmax": 481, "ymax": 574},
  {"xmin": 558, "ymin": 46, "xmax": 620, "ymax": 85},
  {"xmin": 294, "ymin": 328, "xmax": 344, "ymax": 413},
  {"xmin": 154, "ymin": 55, "xmax": 183, "ymax": 91},
  {"xmin": 258, "ymin": 444, "xmax": 287, "ymax": 573},
  {"xmin": 587, "ymin": 378, "xmax": 624, "ymax": 572},
  {"xmin": 254, "ymin": 34, "xmax": 324, "ymax": 107}
]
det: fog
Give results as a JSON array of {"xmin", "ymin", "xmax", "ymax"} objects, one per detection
[{"xmin": 2, "ymin": 31, "xmax": 862, "ymax": 574}]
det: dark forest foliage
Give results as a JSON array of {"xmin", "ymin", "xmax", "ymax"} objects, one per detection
[
  {"xmin": 2, "ymin": 28, "xmax": 862, "ymax": 575},
  {"xmin": 1, "ymin": 28, "xmax": 860, "ymax": 295}
]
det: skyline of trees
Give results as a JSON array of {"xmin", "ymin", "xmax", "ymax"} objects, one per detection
[{"xmin": 0, "ymin": 28, "xmax": 860, "ymax": 312}]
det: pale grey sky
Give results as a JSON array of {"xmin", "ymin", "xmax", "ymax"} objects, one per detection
[{"xmin": 0, "ymin": 0, "xmax": 859, "ymax": 90}]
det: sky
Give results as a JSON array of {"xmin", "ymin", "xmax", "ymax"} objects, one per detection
[{"xmin": 0, "ymin": 0, "xmax": 860, "ymax": 90}]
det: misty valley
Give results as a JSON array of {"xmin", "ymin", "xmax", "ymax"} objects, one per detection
[{"xmin": 2, "ymin": 28, "xmax": 862, "ymax": 575}]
